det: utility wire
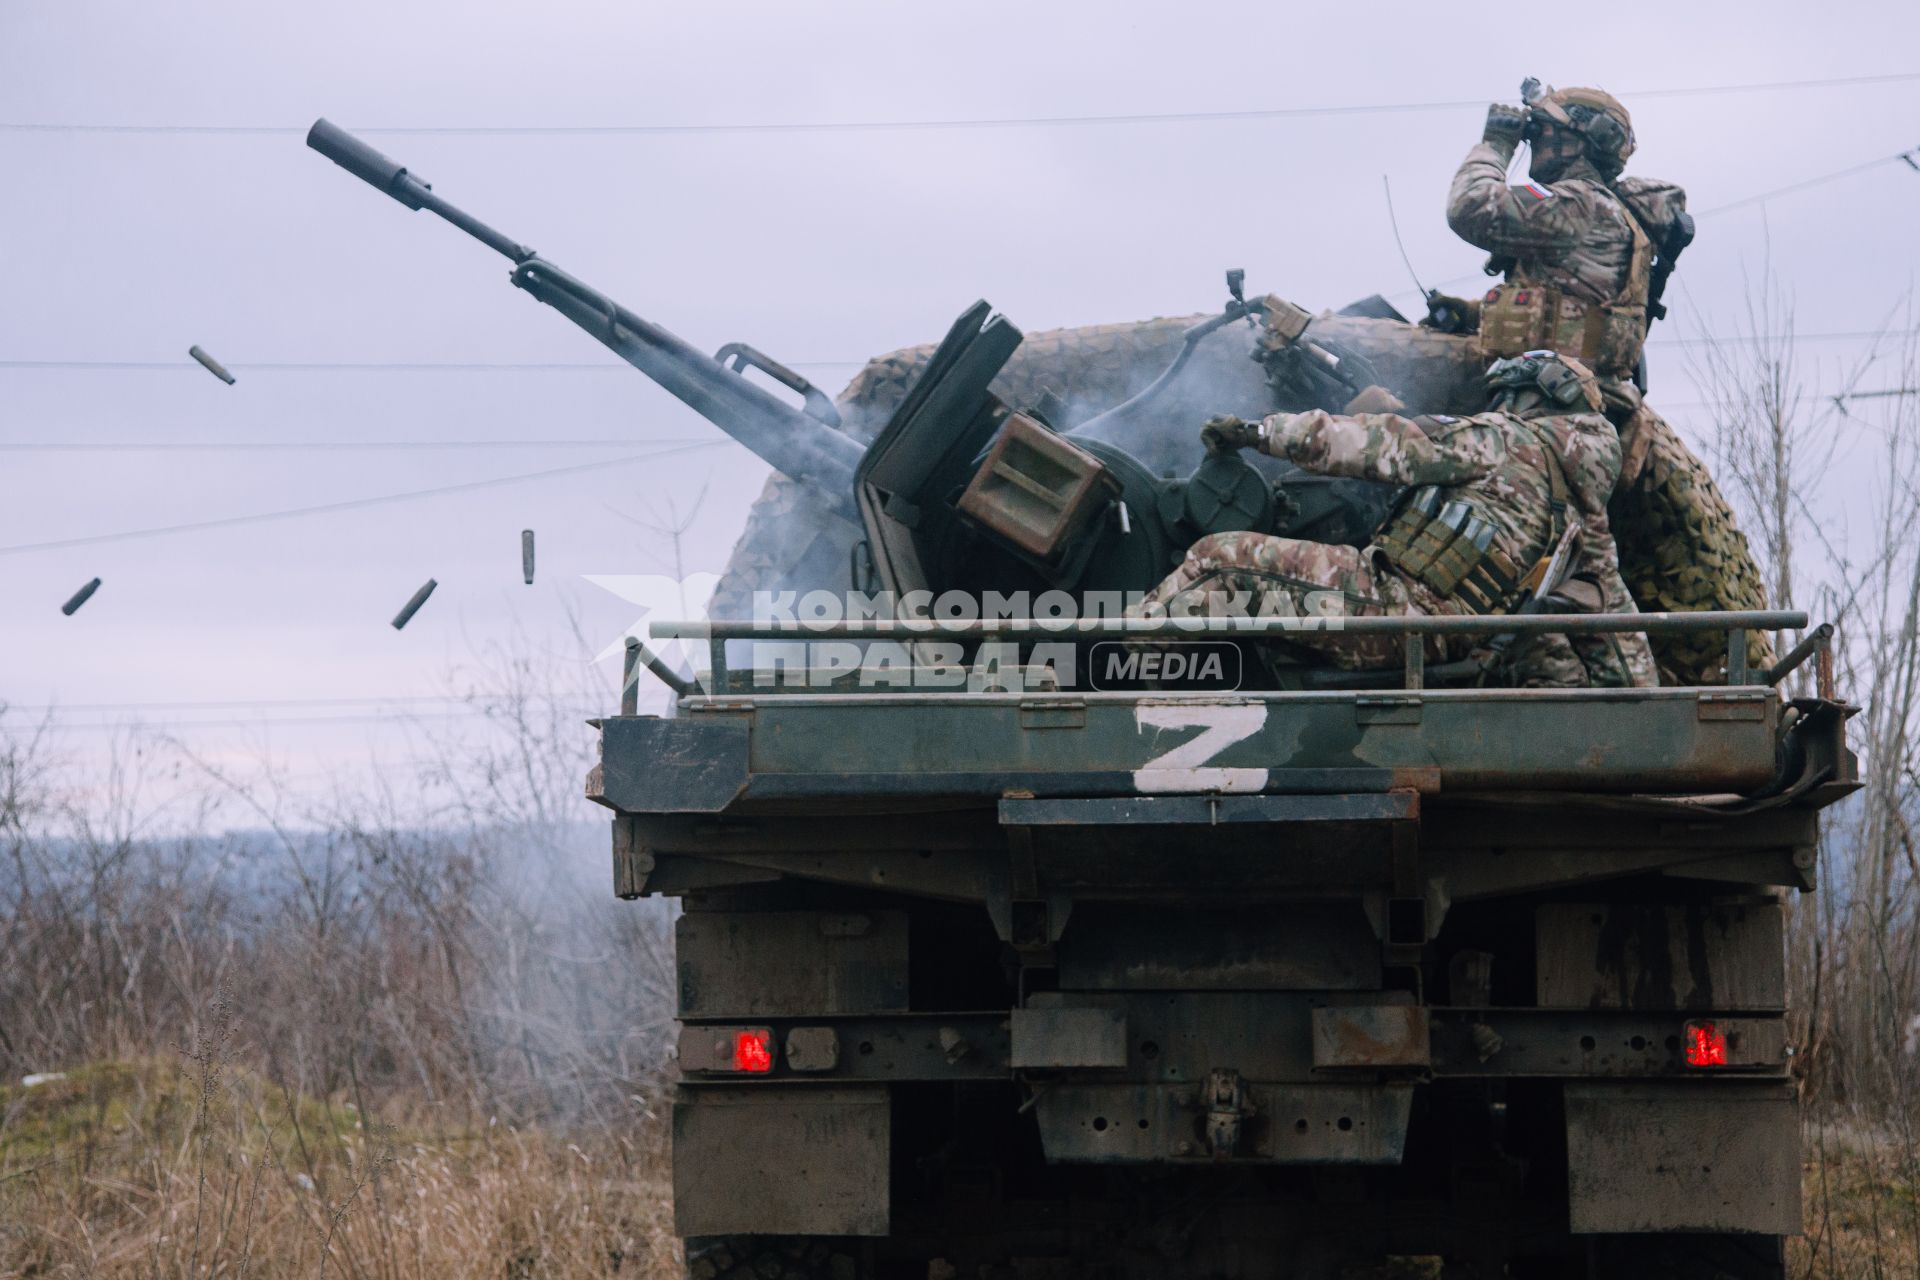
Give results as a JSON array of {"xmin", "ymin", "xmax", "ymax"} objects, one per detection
[
  {"xmin": 1649, "ymin": 328, "xmax": 1920, "ymax": 348},
  {"xmin": 3, "ymin": 71, "xmax": 1916, "ymax": 136},
  {"xmin": 2, "ymin": 149, "xmax": 1908, "ymax": 378},
  {"xmin": 7, "ymin": 328, "xmax": 1911, "ymax": 378},
  {"xmin": 0, "ymin": 359, "xmax": 865, "ymax": 373},
  {"xmin": 0, "ymin": 437, "xmax": 703, "ymax": 453},
  {"xmin": 1693, "ymin": 145, "xmax": 1920, "ymax": 216},
  {"xmin": 3, "ymin": 694, "xmax": 597, "ymax": 713},
  {"xmin": 0, "ymin": 439, "xmax": 724, "ymax": 556},
  {"xmin": 36, "ymin": 710, "xmax": 549, "ymax": 732},
  {"xmin": 0, "ymin": 359, "xmax": 686, "ymax": 372},
  {"xmin": 1400, "ymin": 142, "xmax": 1920, "ymax": 302}
]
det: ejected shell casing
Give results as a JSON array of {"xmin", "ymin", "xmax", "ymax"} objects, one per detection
[
  {"xmin": 61, "ymin": 577, "xmax": 102, "ymax": 615},
  {"xmin": 521, "ymin": 529, "xmax": 535, "ymax": 584},
  {"xmin": 391, "ymin": 578, "xmax": 438, "ymax": 630},
  {"xmin": 188, "ymin": 345, "xmax": 236, "ymax": 385}
]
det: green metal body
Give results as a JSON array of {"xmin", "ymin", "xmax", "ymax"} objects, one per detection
[{"xmin": 597, "ymin": 613, "xmax": 1853, "ymax": 1280}]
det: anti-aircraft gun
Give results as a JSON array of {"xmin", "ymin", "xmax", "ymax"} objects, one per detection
[
  {"xmin": 307, "ymin": 119, "xmax": 1396, "ymax": 620},
  {"xmin": 311, "ymin": 119, "xmax": 1857, "ymax": 1280}
]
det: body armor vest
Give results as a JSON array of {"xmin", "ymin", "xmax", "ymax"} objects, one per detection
[
  {"xmin": 1372, "ymin": 418, "xmax": 1572, "ymax": 614},
  {"xmin": 1477, "ymin": 198, "xmax": 1652, "ymax": 380}
]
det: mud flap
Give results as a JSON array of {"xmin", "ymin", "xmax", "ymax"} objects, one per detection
[
  {"xmin": 674, "ymin": 1086, "xmax": 889, "ymax": 1237},
  {"xmin": 1565, "ymin": 1082, "xmax": 1799, "ymax": 1234}
]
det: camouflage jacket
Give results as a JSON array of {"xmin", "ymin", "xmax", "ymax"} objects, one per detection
[
  {"xmin": 1445, "ymin": 139, "xmax": 1642, "ymax": 306},
  {"xmin": 1258, "ymin": 406, "xmax": 1657, "ymax": 686}
]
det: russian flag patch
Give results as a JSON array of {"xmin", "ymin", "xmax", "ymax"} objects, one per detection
[{"xmin": 1516, "ymin": 182, "xmax": 1554, "ymax": 202}]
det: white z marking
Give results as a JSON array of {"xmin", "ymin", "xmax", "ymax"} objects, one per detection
[{"xmin": 1133, "ymin": 703, "xmax": 1269, "ymax": 794}]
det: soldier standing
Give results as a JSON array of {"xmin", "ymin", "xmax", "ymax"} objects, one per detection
[
  {"xmin": 1134, "ymin": 353, "xmax": 1655, "ymax": 689},
  {"xmin": 1447, "ymin": 83, "xmax": 1656, "ymax": 377},
  {"xmin": 1435, "ymin": 82, "xmax": 1772, "ymax": 684}
]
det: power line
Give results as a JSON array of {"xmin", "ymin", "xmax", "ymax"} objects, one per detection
[
  {"xmin": 2, "ymin": 143, "xmax": 1908, "ymax": 379},
  {"xmin": 6, "ymin": 328, "xmax": 1908, "ymax": 380},
  {"xmin": 3, "ymin": 71, "xmax": 1916, "ymax": 137},
  {"xmin": 0, "ymin": 439, "xmax": 725, "ymax": 556},
  {"xmin": 1, "ymin": 360, "xmax": 695, "ymax": 372},
  {"xmin": 0, "ymin": 358, "xmax": 864, "ymax": 373},
  {"xmin": 1694, "ymin": 146, "xmax": 1920, "ymax": 216},
  {"xmin": 0, "ymin": 437, "xmax": 703, "ymax": 453},
  {"xmin": 35, "ymin": 709, "xmax": 552, "ymax": 732},
  {"xmin": 1648, "ymin": 328, "xmax": 1920, "ymax": 348},
  {"xmin": 1398, "ymin": 142, "xmax": 1920, "ymax": 302},
  {"xmin": 3, "ymin": 694, "xmax": 597, "ymax": 713}
]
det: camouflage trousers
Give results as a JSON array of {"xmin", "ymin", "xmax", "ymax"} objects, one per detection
[
  {"xmin": 1133, "ymin": 530, "xmax": 1613, "ymax": 687},
  {"xmin": 1601, "ymin": 381, "xmax": 1775, "ymax": 683},
  {"xmin": 1130, "ymin": 531, "xmax": 1468, "ymax": 673}
]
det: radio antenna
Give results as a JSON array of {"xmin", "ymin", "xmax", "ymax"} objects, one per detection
[{"xmin": 1382, "ymin": 174, "xmax": 1430, "ymax": 300}]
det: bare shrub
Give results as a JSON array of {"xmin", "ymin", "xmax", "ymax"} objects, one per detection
[
  {"xmin": 1693, "ymin": 278, "xmax": 1920, "ymax": 1273},
  {"xmin": 0, "ymin": 641, "xmax": 680, "ymax": 1277}
]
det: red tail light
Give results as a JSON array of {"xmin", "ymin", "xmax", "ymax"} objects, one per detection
[
  {"xmin": 734, "ymin": 1028, "xmax": 775, "ymax": 1073},
  {"xmin": 1684, "ymin": 1020, "xmax": 1728, "ymax": 1067}
]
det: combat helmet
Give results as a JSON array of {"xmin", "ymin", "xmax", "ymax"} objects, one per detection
[
  {"xmin": 1485, "ymin": 350, "xmax": 1604, "ymax": 413},
  {"xmin": 1523, "ymin": 80, "xmax": 1635, "ymax": 179}
]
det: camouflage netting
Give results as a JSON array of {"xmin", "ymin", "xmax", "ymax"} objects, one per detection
[
  {"xmin": 709, "ymin": 308, "xmax": 1772, "ymax": 685},
  {"xmin": 1611, "ymin": 409, "xmax": 1775, "ymax": 683}
]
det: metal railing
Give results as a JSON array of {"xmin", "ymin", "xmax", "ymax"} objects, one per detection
[{"xmin": 622, "ymin": 610, "xmax": 1827, "ymax": 709}]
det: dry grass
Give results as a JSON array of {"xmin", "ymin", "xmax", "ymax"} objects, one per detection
[
  {"xmin": 1793, "ymin": 1123, "xmax": 1920, "ymax": 1279},
  {"xmin": 0, "ymin": 1057, "xmax": 679, "ymax": 1280}
]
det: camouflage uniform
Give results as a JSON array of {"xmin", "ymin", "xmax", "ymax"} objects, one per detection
[
  {"xmin": 1136, "ymin": 405, "xmax": 1656, "ymax": 688},
  {"xmin": 1448, "ymin": 136, "xmax": 1641, "ymax": 313},
  {"xmin": 1440, "ymin": 124, "xmax": 1775, "ymax": 684}
]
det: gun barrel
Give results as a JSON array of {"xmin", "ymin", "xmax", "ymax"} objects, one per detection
[
  {"xmin": 307, "ymin": 119, "xmax": 425, "ymax": 207},
  {"xmin": 513, "ymin": 260, "xmax": 862, "ymax": 508},
  {"xmin": 307, "ymin": 119, "xmax": 534, "ymax": 262},
  {"xmin": 307, "ymin": 118, "xmax": 862, "ymax": 518}
]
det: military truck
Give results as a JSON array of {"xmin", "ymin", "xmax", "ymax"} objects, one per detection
[{"xmin": 309, "ymin": 121, "xmax": 1858, "ymax": 1279}]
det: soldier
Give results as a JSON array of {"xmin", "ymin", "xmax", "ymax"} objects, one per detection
[
  {"xmin": 1446, "ymin": 83, "xmax": 1655, "ymax": 371},
  {"xmin": 1133, "ymin": 353, "xmax": 1655, "ymax": 689},
  {"xmin": 1430, "ymin": 81, "xmax": 1772, "ymax": 683}
]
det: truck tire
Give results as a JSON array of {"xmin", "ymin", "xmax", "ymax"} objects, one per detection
[
  {"xmin": 1589, "ymin": 1233, "xmax": 1786, "ymax": 1280},
  {"xmin": 684, "ymin": 1236, "xmax": 862, "ymax": 1280}
]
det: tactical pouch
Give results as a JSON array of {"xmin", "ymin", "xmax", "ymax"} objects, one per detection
[
  {"xmin": 1479, "ymin": 283, "xmax": 1554, "ymax": 357},
  {"xmin": 1377, "ymin": 497, "xmax": 1521, "ymax": 611},
  {"xmin": 1454, "ymin": 547, "xmax": 1525, "ymax": 614},
  {"xmin": 1371, "ymin": 487, "xmax": 1440, "ymax": 567},
  {"xmin": 1594, "ymin": 302, "xmax": 1648, "ymax": 379}
]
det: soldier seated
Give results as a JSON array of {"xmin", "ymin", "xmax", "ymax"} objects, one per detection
[{"xmin": 1131, "ymin": 353, "xmax": 1655, "ymax": 688}]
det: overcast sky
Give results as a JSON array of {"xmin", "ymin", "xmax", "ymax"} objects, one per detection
[{"xmin": 3, "ymin": 0, "xmax": 1917, "ymax": 810}]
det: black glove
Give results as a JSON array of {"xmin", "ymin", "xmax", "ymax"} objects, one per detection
[
  {"xmin": 1199, "ymin": 415, "xmax": 1261, "ymax": 455},
  {"xmin": 1483, "ymin": 102, "xmax": 1530, "ymax": 147},
  {"xmin": 1422, "ymin": 291, "xmax": 1479, "ymax": 335}
]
